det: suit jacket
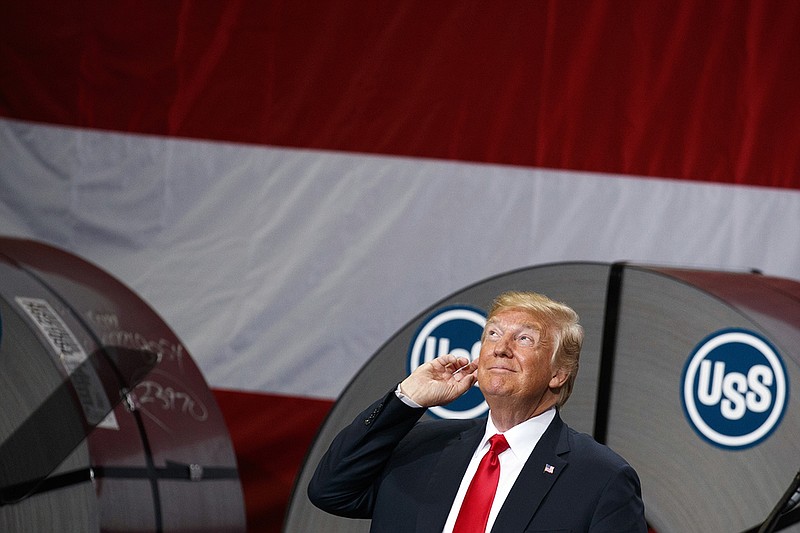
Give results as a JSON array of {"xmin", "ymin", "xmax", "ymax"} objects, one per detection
[{"xmin": 308, "ymin": 389, "xmax": 647, "ymax": 532}]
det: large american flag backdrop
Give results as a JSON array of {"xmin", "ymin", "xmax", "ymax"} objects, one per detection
[{"xmin": 2, "ymin": 1, "xmax": 800, "ymax": 531}]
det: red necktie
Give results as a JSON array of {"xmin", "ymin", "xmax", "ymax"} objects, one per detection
[{"xmin": 453, "ymin": 433, "xmax": 510, "ymax": 533}]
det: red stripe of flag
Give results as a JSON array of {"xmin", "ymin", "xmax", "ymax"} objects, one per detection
[
  {"xmin": 212, "ymin": 389, "xmax": 332, "ymax": 533},
  {"xmin": 2, "ymin": 1, "xmax": 800, "ymax": 187}
]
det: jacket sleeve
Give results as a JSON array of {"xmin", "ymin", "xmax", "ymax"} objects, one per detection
[
  {"xmin": 589, "ymin": 462, "xmax": 648, "ymax": 533},
  {"xmin": 307, "ymin": 388, "xmax": 427, "ymax": 518}
]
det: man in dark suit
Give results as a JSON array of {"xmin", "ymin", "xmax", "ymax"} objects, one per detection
[{"xmin": 309, "ymin": 291, "xmax": 647, "ymax": 532}]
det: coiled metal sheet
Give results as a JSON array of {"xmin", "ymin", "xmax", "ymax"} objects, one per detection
[{"xmin": 0, "ymin": 237, "xmax": 246, "ymax": 532}]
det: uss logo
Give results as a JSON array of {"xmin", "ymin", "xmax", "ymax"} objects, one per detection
[{"xmin": 681, "ymin": 328, "xmax": 789, "ymax": 449}]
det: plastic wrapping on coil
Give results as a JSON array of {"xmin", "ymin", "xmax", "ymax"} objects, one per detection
[
  {"xmin": 0, "ymin": 237, "xmax": 246, "ymax": 532},
  {"xmin": 285, "ymin": 262, "xmax": 800, "ymax": 533}
]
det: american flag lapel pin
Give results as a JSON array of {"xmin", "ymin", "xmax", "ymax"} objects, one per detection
[{"xmin": 544, "ymin": 464, "xmax": 555, "ymax": 474}]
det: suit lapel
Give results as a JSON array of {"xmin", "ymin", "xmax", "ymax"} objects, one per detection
[
  {"xmin": 415, "ymin": 421, "xmax": 485, "ymax": 533},
  {"xmin": 491, "ymin": 412, "xmax": 570, "ymax": 532}
]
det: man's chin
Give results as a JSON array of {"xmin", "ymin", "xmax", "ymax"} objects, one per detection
[{"xmin": 478, "ymin": 380, "xmax": 514, "ymax": 399}]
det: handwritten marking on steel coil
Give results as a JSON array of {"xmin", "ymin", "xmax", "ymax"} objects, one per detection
[{"xmin": 136, "ymin": 378, "xmax": 209, "ymax": 422}]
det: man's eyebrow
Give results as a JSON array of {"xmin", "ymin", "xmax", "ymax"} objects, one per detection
[
  {"xmin": 518, "ymin": 323, "xmax": 541, "ymax": 333},
  {"xmin": 485, "ymin": 319, "xmax": 541, "ymax": 331}
]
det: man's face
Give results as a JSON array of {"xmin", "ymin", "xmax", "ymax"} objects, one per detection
[{"xmin": 477, "ymin": 308, "xmax": 566, "ymax": 411}]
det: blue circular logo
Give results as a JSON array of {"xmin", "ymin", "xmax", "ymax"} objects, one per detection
[
  {"xmin": 407, "ymin": 305, "xmax": 487, "ymax": 419},
  {"xmin": 681, "ymin": 328, "xmax": 789, "ymax": 449}
]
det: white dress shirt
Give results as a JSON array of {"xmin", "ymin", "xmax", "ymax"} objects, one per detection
[{"xmin": 441, "ymin": 408, "xmax": 556, "ymax": 533}]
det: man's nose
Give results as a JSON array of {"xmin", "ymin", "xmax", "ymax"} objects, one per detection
[{"xmin": 493, "ymin": 335, "xmax": 511, "ymax": 356}]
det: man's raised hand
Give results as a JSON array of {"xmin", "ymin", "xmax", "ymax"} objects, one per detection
[{"xmin": 398, "ymin": 354, "xmax": 479, "ymax": 407}]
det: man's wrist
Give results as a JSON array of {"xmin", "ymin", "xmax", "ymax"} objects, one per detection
[{"xmin": 394, "ymin": 383, "xmax": 423, "ymax": 408}]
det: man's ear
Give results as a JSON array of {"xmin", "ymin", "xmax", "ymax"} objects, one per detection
[{"xmin": 549, "ymin": 367, "xmax": 569, "ymax": 389}]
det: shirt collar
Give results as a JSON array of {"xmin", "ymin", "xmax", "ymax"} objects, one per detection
[{"xmin": 479, "ymin": 407, "xmax": 557, "ymax": 460}]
